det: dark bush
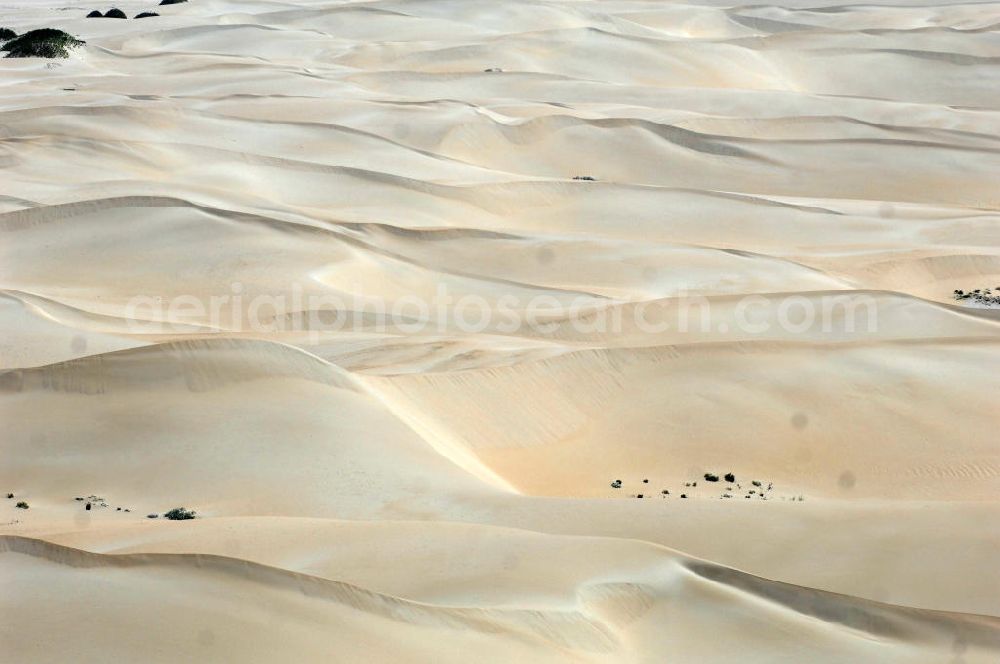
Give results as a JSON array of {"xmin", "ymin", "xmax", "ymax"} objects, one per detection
[
  {"xmin": 86, "ymin": 10, "xmax": 103, "ymax": 17},
  {"xmin": 5, "ymin": 492, "xmax": 12, "ymax": 499},
  {"xmin": 15, "ymin": 501, "xmax": 29, "ymax": 509},
  {"xmin": 136, "ymin": 12, "xmax": 160, "ymax": 18},
  {"xmin": 724, "ymin": 472, "xmax": 735, "ymax": 483},
  {"xmin": 164, "ymin": 507, "xmax": 196, "ymax": 520},
  {"xmin": 2, "ymin": 29, "xmax": 84, "ymax": 58},
  {"xmin": 0, "ymin": 28, "xmax": 16, "ymax": 41},
  {"xmin": 105, "ymin": 8, "xmax": 127, "ymax": 18},
  {"xmin": 704, "ymin": 473, "xmax": 719, "ymax": 482}
]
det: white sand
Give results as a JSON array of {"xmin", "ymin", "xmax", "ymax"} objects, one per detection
[{"xmin": 1, "ymin": 0, "xmax": 999, "ymax": 661}]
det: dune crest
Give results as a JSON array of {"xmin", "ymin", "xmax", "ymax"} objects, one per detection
[{"xmin": 1, "ymin": 0, "xmax": 998, "ymax": 660}]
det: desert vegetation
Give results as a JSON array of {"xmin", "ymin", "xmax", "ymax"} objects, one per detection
[
  {"xmin": 2, "ymin": 29, "xmax": 84, "ymax": 58},
  {"xmin": 953, "ymin": 288, "xmax": 1000, "ymax": 306},
  {"xmin": 609, "ymin": 472, "xmax": 792, "ymax": 501}
]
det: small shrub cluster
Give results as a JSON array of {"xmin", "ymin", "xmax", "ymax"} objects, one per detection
[
  {"xmin": 89, "ymin": 5, "xmax": 170, "ymax": 18},
  {"xmin": 954, "ymin": 288, "xmax": 1000, "ymax": 306},
  {"xmin": 608, "ymin": 473, "xmax": 786, "ymax": 501},
  {"xmin": 163, "ymin": 507, "xmax": 196, "ymax": 520}
]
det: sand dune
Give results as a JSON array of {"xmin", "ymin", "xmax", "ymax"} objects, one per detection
[
  {"xmin": 4, "ymin": 534, "xmax": 999, "ymax": 663},
  {"xmin": 2, "ymin": 0, "xmax": 998, "ymax": 660}
]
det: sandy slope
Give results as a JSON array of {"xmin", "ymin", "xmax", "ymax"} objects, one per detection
[{"xmin": 1, "ymin": 0, "xmax": 999, "ymax": 661}]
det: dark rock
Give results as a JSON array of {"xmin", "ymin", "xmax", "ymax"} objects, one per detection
[
  {"xmin": 159, "ymin": 0, "xmax": 188, "ymax": 4},
  {"xmin": 636, "ymin": 494, "xmax": 643, "ymax": 499},
  {"xmin": 147, "ymin": 513, "xmax": 158, "ymax": 518},
  {"xmin": 85, "ymin": 502, "xmax": 92, "ymax": 510},
  {"xmin": 105, "ymin": 8, "xmax": 127, "ymax": 18},
  {"xmin": 642, "ymin": 479, "xmax": 649, "ymax": 484},
  {"xmin": 680, "ymin": 494, "xmax": 687, "ymax": 498},
  {"xmin": 704, "ymin": 473, "xmax": 719, "ymax": 482},
  {"xmin": 724, "ymin": 472, "xmax": 735, "ymax": 483},
  {"xmin": 15, "ymin": 501, "xmax": 29, "ymax": 509},
  {"xmin": 572, "ymin": 176, "xmax": 596, "ymax": 181},
  {"xmin": 86, "ymin": 10, "xmax": 103, "ymax": 17},
  {"xmin": 135, "ymin": 12, "xmax": 160, "ymax": 18}
]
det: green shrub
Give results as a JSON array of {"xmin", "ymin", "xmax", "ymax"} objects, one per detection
[
  {"xmin": 2, "ymin": 29, "xmax": 84, "ymax": 59},
  {"xmin": 163, "ymin": 507, "xmax": 196, "ymax": 520}
]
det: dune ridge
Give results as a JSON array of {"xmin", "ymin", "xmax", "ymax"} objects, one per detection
[
  {"xmin": 2, "ymin": 0, "xmax": 999, "ymax": 660},
  {"xmin": 5, "ymin": 533, "xmax": 999, "ymax": 662}
]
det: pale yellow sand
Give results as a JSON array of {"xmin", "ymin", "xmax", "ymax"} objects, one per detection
[{"xmin": 1, "ymin": 0, "xmax": 999, "ymax": 661}]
